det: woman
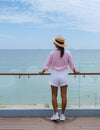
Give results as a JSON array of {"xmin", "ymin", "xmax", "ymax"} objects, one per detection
[{"xmin": 39, "ymin": 35, "xmax": 79, "ymax": 121}]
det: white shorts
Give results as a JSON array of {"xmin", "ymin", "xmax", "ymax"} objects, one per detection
[{"xmin": 49, "ymin": 70, "xmax": 69, "ymax": 87}]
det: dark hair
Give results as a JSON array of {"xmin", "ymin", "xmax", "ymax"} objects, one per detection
[
  {"xmin": 60, "ymin": 47, "xmax": 64, "ymax": 58},
  {"xmin": 55, "ymin": 44, "xmax": 65, "ymax": 58},
  {"xmin": 56, "ymin": 45, "xmax": 64, "ymax": 58}
]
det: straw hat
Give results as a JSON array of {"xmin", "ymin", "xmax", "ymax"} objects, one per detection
[{"xmin": 53, "ymin": 35, "xmax": 67, "ymax": 48}]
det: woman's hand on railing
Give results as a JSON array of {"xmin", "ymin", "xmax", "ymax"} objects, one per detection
[
  {"xmin": 73, "ymin": 69, "xmax": 80, "ymax": 74},
  {"xmin": 39, "ymin": 70, "xmax": 45, "ymax": 74}
]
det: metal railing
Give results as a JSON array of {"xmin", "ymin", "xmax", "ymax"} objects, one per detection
[{"xmin": 0, "ymin": 72, "xmax": 100, "ymax": 76}]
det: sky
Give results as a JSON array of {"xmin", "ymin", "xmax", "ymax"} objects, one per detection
[{"xmin": 0, "ymin": 0, "xmax": 100, "ymax": 49}]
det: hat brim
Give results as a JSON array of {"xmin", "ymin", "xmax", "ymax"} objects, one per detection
[{"xmin": 53, "ymin": 38, "xmax": 67, "ymax": 48}]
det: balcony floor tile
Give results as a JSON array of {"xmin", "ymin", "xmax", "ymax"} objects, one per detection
[{"xmin": 0, "ymin": 117, "xmax": 100, "ymax": 130}]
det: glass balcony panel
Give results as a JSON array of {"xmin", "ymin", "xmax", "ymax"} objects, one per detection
[{"xmin": 0, "ymin": 64, "xmax": 100, "ymax": 108}]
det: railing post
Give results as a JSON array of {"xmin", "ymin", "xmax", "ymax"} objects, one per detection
[
  {"xmin": 95, "ymin": 94, "xmax": 96, "ymax": 108},
  {"xmin": 79, "ymin": 74, "xmax": 81, "ymax": 108}
]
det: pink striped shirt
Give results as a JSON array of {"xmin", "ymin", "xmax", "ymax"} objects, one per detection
[{"xmin": 43, "ymin": 50, "xmax": 75, "ymax": 71}]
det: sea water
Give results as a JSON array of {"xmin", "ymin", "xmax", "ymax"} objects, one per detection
[{"xmin": 0, "ymin": 49, "xmax": 100, "ymax": 107}]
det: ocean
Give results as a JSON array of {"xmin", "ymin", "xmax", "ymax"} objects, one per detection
[{"xmin": 0, "ymin": 49, "xmax": 100, "ymax": 108}]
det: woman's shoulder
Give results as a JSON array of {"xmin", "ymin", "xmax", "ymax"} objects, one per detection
[
  {"xmin": 48, "ymin": 50, "xmax": 56, "ymax": 57},
  {"xmin": 49, "ymin": 50, "xmax": 57, "ymax": 54},
  {"xmin": 65, "ymin": 50, "xmax": 71, "ymax": 55}
]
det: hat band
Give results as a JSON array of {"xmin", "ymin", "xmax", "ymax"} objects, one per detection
[{"xmin": 55, "ymin": 39, "xmax": 64, "ymax": 44}]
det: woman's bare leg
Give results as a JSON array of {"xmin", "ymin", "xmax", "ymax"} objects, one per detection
[
  {"xmin": 60, "ymin": 85, "xmax": 68, "ymax": 114},
  {"xmin": 51, "ymin": 86, "xmax": 58, "ymax": 113}
]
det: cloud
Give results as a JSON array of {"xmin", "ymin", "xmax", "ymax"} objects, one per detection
[
  {"xmin": 0, "ymin": 0, "xmax": 42, "ymax": 24},
  {"xmin": 0, "ymin": 0, "xmax": 100, "ymax": 32}
]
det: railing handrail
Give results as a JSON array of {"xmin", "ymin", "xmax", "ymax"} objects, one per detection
[{"xmin": 0, "ymin": 72, "xmax": 100, "ymax": 75}]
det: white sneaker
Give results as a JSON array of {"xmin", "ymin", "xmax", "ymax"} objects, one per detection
[
  {"xmin": 51, "ymin": 112, "xmax": 59, "ymax": 121},
  {"xmin": 60, "ymin": 114, "xmax": 65, "ymax": 121}
]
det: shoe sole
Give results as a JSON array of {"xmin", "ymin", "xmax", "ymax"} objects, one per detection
[
  {"xmin": 60, "ymin": 118, "xmax": 65, "ymax": 121},
  {"xmin": 51, "ymin": 117, "xmax": 60, "ymax": 121},
  {"xmin": 60, "ymin": 119, "xmax": 65, "ymax": 121}
]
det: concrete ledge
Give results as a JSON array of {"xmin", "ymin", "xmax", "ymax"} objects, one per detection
[{"xmin": 0, "ymin": 108, "xmax": 100, "ymax": 117}]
